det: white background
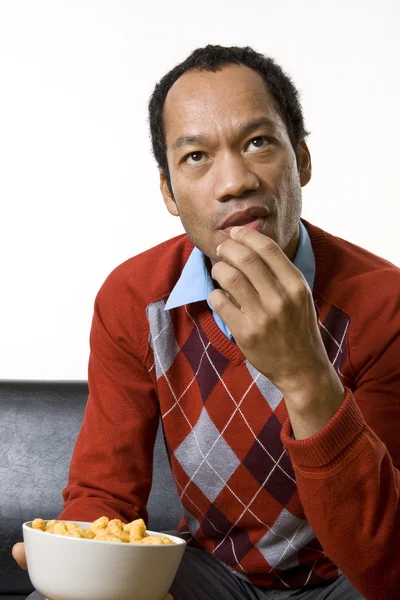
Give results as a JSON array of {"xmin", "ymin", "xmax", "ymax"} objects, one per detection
[{"xmin": 1, "ymin": 0, "xmax": 399, "ymax": 380}]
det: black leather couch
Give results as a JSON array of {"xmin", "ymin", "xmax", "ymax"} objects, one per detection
[{"xmin": 0, "ymin": 380, "xmax": 182, "ymax": 600}]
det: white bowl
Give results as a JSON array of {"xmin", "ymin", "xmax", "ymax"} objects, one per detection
[{"xmin": 23, "ymin": 520, "xmax": 186, "ymax": 600}]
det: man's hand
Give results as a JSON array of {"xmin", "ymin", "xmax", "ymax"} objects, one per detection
[
  {"xmin": 12, "ymin": 542, "xmax": 173, "ymax": 599},
  {"xmin": 12, "ymin": 542, "xmax": 27, "ymax": 569},
  {"xmin": 209, "ymin": 226, "xmax": 345, "ymax": 439}
]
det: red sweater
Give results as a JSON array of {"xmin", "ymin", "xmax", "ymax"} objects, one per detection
[{"xmin": 60, "ymin": 220, "xmax": 400, "ymax": 599}]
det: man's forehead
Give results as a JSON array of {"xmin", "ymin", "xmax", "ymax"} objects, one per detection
[{"xmin": 163, "ymin": 64, "xmax": 282, "ymax": 141}]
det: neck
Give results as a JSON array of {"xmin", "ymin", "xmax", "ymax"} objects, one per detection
[{"xmin": 284, "ymin": 222, "xmax": 301, "ymax": 262}]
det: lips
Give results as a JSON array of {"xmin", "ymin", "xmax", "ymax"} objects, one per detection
[{"xmin": 219, "ymin": 206, "xmax": 270, "ymax": 229}]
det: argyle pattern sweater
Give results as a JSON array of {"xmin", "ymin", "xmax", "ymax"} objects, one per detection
[{"xmin": 61, "ymin": 220, "xmax": 400, "ymax": 600}]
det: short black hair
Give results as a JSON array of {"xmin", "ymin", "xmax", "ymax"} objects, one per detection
[{"xmin": 148, "ymin": 44, "xmax": 309, "ymax": 192}]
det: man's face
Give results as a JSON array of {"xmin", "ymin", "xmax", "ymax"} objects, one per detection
[{"xmin": 161, "ymin": 64, "xmax": 311, "ymax": 264}]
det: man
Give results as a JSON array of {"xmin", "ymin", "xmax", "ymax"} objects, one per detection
[{"xmin": 14, "ymin": 45, "xmax": 400, "ymax": 600}]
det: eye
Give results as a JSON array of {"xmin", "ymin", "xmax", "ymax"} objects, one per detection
[
  {"xmin": 184, "ymin": 151, "xmax": 206, "ymax": 165},
  {"xmin": 246, "ymin": 136, "xmax": 271, "ymax": 152}
]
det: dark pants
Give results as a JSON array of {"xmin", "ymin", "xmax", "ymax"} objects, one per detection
[{"xmin": 27, "ymin": 545, "xmax": 364, "ymax": 599}]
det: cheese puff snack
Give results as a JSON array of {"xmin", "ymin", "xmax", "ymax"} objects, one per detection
[
  {"xmin": 123, "ymin": 518, "xmax": 147, "ymax": 543},
  {"xmin": 140, "ymin": 535, "xmax": 174, "ymax": 545},
  {"xmin": 31, "ymin": 517, "xmax": 175, "ymax": 545}
]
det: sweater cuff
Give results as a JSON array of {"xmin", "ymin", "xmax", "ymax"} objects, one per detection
[{"xmin": 281, "ymin": 387, "xmax": 367, "ymax": 473}]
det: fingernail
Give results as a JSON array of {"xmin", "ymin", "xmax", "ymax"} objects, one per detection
[
  {"xmin": 230, "ymin": 226, "xmax": 243, "ymax": 237},
  {"xmin": 216, "ymin": 244, "xmax": 222, "ymax": 255}
]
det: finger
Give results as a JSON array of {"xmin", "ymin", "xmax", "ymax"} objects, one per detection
[
  {"xmin": 208, "ymin": 288, "xmax": 246, "ymax": 340},
  {"xmin": 214, "ymin": 239, "xmax": 284, "ymax": 309},
  {"xmin": 211, "ymin": 260, "xmax": 263, "ymax": 318},
  {"xmin": 229, "ymin": 227, "xmax": 303, "ymax": 287},
  {"xmin": 164, "ymin": 595, "xmax": 174, "ymax": 600},
  {"xmin": 12, "ymin": 542, "xmax": 27, "ymax": 570}
]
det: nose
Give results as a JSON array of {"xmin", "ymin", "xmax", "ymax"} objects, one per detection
[{"xmin": 213, "ymin": 152, "xmax": 260, "ymax": 201}]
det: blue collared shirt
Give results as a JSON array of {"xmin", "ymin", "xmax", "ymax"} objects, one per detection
[{"xmin": 165, "ymin": 221, "xmax": 315, "ymax": 341}]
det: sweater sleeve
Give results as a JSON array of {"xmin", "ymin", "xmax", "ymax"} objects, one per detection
[
  {"xmin": 59, "ymin": 276, "xmax": 160, "ymax": 525},
  {"xmin": 281, "ymin": 310, "xmax": 400, "ymax": 600}
]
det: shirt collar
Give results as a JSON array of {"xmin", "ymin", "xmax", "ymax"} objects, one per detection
[{"xmin": 165, "ymin": 220, "xmax": 315, "ymax": 311}]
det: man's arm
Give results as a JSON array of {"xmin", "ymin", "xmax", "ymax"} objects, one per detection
[
  {"xmin": 281, "ymin": 317, "xmax": 400, "ymax": 600},
  {"xmin": 209, "ymin": 226, "xmax": 400, "ymax": 600},
  {"xmin": 60, "ymin": 279, "xmax": 160, "ymax": 524}
]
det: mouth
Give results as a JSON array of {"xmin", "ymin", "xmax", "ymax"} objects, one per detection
[
  {"xmin": 218, "ymin": 206, "xmax": 270, "ymax": 235},
  {"xmin": 222, "ymin": 217, "xmax": 265, "ymax": 235}
]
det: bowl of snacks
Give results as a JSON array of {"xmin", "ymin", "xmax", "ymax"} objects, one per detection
[{"xmin": 23, "ymin": 516, "xmax": 186, "ymax": 600}]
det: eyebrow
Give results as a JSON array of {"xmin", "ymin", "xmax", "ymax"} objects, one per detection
[{"xmin": 171, "ymin": 117, "xmax": 281, "ymax": 151}]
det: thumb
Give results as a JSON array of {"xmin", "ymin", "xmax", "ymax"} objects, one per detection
[{"xmin": 12, "ymin": 542, "xmax": 28, "ymax": 570}]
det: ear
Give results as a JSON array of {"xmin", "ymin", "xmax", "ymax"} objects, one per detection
[
  {"xmin": 160, "ymin": 171, "xmax": 179, "ymax": 216},
  {"xmin": 299, "ymin": 140, "xmax": 312, "ymax": 187}
]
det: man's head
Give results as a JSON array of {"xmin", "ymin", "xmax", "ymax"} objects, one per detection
[{"xmin": 148, "ymin": 45, "xmax": 312, "ymax": 263}]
